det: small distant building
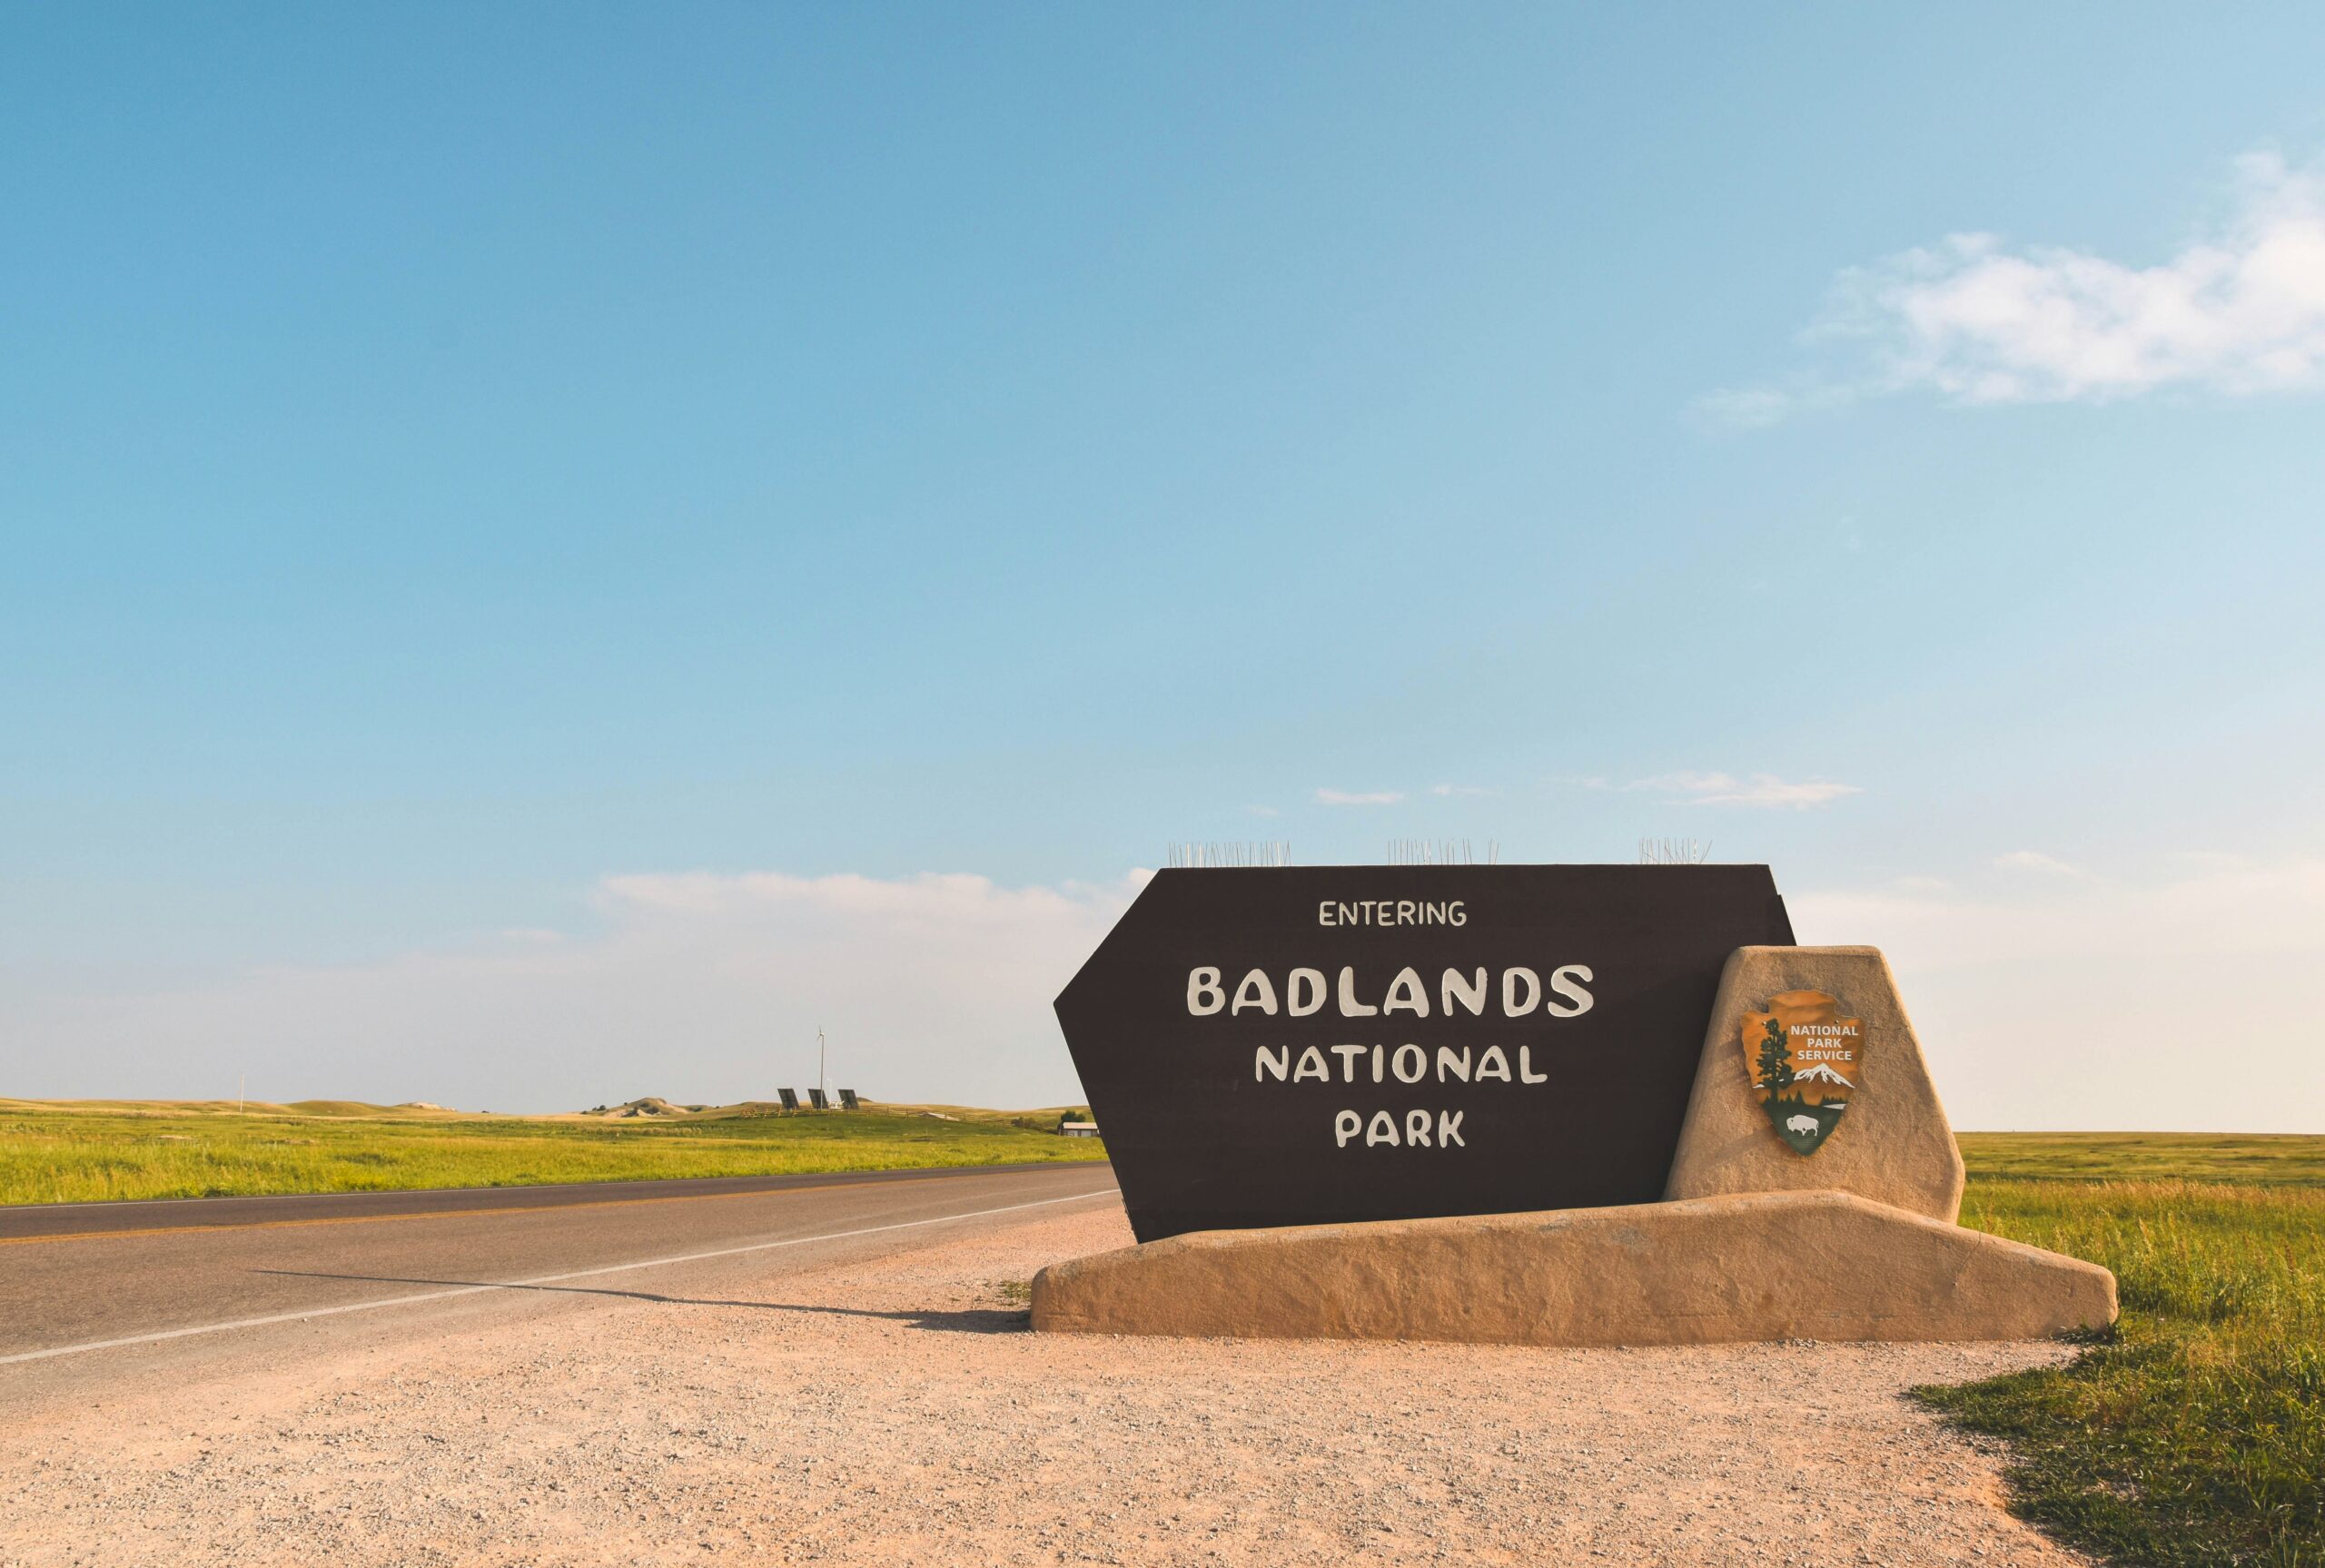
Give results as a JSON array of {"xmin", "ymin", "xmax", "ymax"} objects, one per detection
[{"xmin": 1058, "ymin": 1117, "xmax": 1100, "ymax": 1139}]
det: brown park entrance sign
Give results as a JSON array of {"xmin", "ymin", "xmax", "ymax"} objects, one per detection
[{"xmin": 1054, "ymin": 865, "xmax": 1796, "ymax": 1242}]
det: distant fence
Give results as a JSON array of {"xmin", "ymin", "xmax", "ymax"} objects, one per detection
[{"xmin": 1165, "ymin": 842, "xmax": 1291, "ymax": 868}]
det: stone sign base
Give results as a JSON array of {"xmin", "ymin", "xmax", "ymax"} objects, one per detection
[{"xmin": 1030, "ymin": 1189, "xmax": 2114, "ymax": 1347}]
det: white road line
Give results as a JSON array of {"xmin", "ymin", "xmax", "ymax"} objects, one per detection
[{"xmin": 0, "ymin": 1185, "xmax": 1121, "ymax": 1368}]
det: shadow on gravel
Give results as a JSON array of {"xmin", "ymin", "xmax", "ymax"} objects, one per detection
[{"xmin": 252, "ymin": 1269, "xmax": 1030, "ymax": 1334}]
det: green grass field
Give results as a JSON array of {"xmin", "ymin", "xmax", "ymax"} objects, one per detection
[
  {"xmin": 1957, "ymin": 1130, "xmax": 2325, "ymax": 1188},
  {"xmin": 1937, "ymin": 1136, "xmax": 2325, "ymax": 1567},
  {"xmin": 0, "ymin": 1099, "xmax": 1105, "ymax": 1207}
]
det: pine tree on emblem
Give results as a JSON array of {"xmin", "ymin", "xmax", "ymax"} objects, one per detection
[{"xmin": 1755, "ymin": 1016, "xmax": 1795, "ymax": 1098}]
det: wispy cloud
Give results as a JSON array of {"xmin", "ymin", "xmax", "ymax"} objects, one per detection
[
  {"xmin": 1702, "ymin": 149, "xmax": 2325, "ymax": 423},
  {"xmin": 13, "ymin": 870, "xmax": 1142, "ymax": 1113},
  {"xmin": 1626, "ymin": 771, "xmax": 1862, "ymax": 809},
  {"xmin": 1429, "ymin": 783, "xmax": 1496, "ymax": 798},
  {"xmin": 1244, "ymin": 804, "xmax": 1281, "ymax": 818},
  {"xmin": 1314, "ymin": 787, "xmax": 1406, "ymax": 806}
]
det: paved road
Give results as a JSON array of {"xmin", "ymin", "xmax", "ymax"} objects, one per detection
[
  {"xmin": 0, "ymin": 1162, "xmax": 1119, "ymax": 1408},
  {"xmin": 0, "ymin": 1163, "xmax": 1093, "ymax": 1241}
]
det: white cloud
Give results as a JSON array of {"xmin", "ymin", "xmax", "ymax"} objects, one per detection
[
  {"xmin": 1244, "ymin": 804, "xmax": 1281, "ymax": 818},
  {"xmin": 1314, "ymin": 787, "xmax": 1406, "ymax": 806},
  {"xmin": 1706, "ymin": 150, "xmax": 2325, "ymax": 420},
  {"xmin": 1992, "ymin": 850, "xmax": 2089, "ymax": 879},
  {"xmin": 5, "ymin": 870, "xmax": 1142, "ymax": 1114},
  {"xmin": 1626, "ymin": 771, "xmax": 1862, "ymax": 809},
  {"xmin": 1789, "ymin": 857, "xmax": 2325, "ymax": 1131},
  {"xmin": 1429, "ymin": 784, "xmax": 1496, "ymax": 798}
]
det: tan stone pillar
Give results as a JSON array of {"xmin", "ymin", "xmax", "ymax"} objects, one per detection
[{"xmin": 1665, "ymin": 945, "xmax": 1966, "ymax": 1223}]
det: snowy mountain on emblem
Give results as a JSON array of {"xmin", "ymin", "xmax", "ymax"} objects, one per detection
[{"xmin": 1792, "ymin": 1062, "xmax": 1855, "ymax": 1088}]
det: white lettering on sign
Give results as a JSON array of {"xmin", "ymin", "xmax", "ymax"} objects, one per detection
[
  {"xmin": 1230, "ymin": 969, "xmax": 1278, "ymax": 1015},
  {"xmin": 1190, "ymin": 965, "xmax": 1591, "ymax": 1019},
  {"xmin": 1331, "ymin": 1108, "xmax": 1467, "ymax": 1148},
  {"xmin": 1316, "ymin": 900, "xmax": 1469, "ymax": 927},
  {"xmin": 1193, "ymin": 961, "xmax": 1596, "ymax": 1155},
  {"xmin": 1547, "ymin": 964, "xmax": 1595, "ymax": 1018},
  {"xmin": 1253, "ymin": 1042, "xmax": 1559, "ymax": 1086},
  {"xmin": 1382, "ymin": 967, "xmax": 1429, "ymax": 1016},
  {"xmin": 1441, "ymin": 967, "xmax": 1488, "ymax": 1016}
]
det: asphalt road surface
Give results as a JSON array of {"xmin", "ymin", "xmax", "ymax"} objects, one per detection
[{"xmin": 0, "ymin": 1162, "xmax": 1120, "ymax": 1413}]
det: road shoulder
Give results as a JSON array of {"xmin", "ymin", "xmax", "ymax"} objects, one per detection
[{"xmin": 0, "ymin": 1203, "xmax": 2092, "ymax": 1566}]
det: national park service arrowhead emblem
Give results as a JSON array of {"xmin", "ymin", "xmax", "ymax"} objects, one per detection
[{"xmin": 1741, "ymin": 989, "xmax": 1863, "ymax": 1155}]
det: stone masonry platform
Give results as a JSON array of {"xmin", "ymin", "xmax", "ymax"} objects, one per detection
[{"xmin": 1031, "ymin": 1188, "xmax": 2115, "ymax": 1347}]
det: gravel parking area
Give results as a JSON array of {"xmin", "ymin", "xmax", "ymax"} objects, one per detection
[{"xmin": 0, "ymin": 1203, "xmax": 2088, "ymax": 1566}]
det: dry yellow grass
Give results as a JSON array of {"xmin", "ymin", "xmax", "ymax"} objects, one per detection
[{"xmin": 0, "ymin": 1098, "xmax": 1103, "ymax": 1206}]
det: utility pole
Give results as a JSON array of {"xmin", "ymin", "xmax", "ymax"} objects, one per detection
[
  {"xmin": 238, "ymin": 1074, "xmax": 245, "ymax": 1116},
  {"xmin": 817, "ymin": 1028, "xmax": 828, "ymax": 1106}
]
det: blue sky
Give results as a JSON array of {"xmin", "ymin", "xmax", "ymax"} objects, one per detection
[{"xmin": 5, "ymin": 5, "xmax": 2322, "ymax": 1121}]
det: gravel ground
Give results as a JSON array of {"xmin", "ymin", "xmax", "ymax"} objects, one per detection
[{"xmin": 0, "ymin": 1204, "xmax": 2089, "ymax": 1566}]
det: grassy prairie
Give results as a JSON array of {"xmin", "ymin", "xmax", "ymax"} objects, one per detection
[
  {"xmin": 1957, "ymin": 1130, "xmax": 2325, "ymax": 1188},
  {"xmin": 1934, "ymin": 1135, "xmax": 2325, "ymax": 1568},
  {"xmin": 0, "ymin": 1099, "xmax": 1104, "ymax": 1207}
]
